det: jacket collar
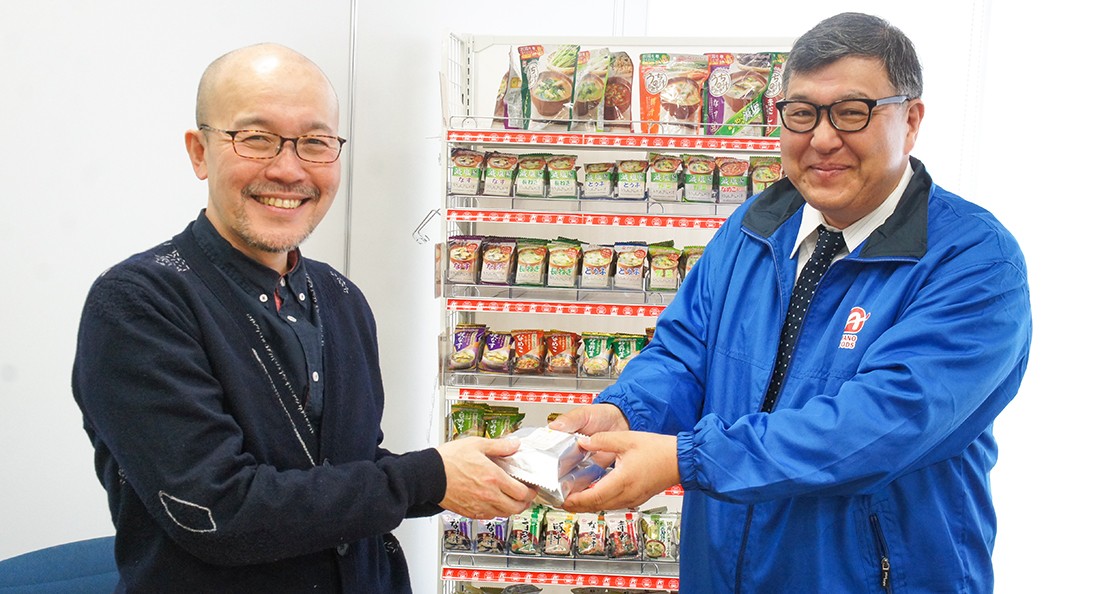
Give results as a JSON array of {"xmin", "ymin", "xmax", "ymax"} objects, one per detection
[{"xmin": 742, "ymin": 156, "xmax": 931, "ymax": 259}]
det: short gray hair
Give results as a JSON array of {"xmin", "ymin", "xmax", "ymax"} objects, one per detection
[{"xmin": 782, "ymin": 12, "xmax": 923, "ymax": 99}]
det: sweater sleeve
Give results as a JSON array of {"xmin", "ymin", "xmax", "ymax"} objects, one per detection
[{"xmin": 72, "ymin": 264, "xmax": 443, "ymax": 566}]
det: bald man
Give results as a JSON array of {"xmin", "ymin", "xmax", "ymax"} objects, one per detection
[{"xmin": 72, "ymin": 43, "xmax": 535, "ymax": 593}]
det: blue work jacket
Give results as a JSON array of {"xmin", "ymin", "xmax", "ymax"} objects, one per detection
[{"xmin": 598, "ymin": 157, "xmax": 1031, "ymax": 593}]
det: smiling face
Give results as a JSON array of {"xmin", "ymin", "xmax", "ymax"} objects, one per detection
[
  {"xmin": 185, "ymin": 44, "xmax": 341, "ymax": 273},
  {"xmin": 780, "ymin": 56, "xmax": 923, "ymax": 229}
]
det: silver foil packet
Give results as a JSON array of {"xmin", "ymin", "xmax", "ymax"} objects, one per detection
[{"xmin": 495, "ymin": 426, "xmax": 605, "ymax": 507}]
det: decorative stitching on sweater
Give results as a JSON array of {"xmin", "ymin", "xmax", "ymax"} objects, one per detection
[
  {"xmin": 250, "ymin": 347, "xmax": 317, "ymax": 467},
  {"xmin": 154, "ymin": 249, "xmax": 190, "ymax": 273},
  {"xmin": 158, "ymin": 491, "xmax": 217, "ymax": 533}
]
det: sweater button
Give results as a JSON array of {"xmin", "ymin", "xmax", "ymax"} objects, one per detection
[{"xmin": 336, "ymin": 543, "xmax": 349, "ymax": 556}]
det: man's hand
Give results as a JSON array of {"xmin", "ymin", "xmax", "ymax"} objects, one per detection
[
  {"xmin": 436, "ymin": 437, "xmax": 536, "ymax": 519},
  {"xmin": 548, "ymin": 403, "xmax": 630, "ymax": 435},
  {"xmin": 561, "ymin": 431, "xmax": 680, "ymax": 513}
]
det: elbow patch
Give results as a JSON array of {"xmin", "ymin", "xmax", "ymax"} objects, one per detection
[{"xmin": 159, "ymin": 491, "xmax": 217, "ymax": 533}]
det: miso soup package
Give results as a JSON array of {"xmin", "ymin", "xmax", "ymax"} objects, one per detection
[
  {"xmin": 604, "ymin": 51, "xmax": 634, "ymax": 132},
  {"xmin": 639, "ymin": 53, "xmax": 708, "ymax": 135},
  {"xmin": 521, "ymin": 44, "xmax": 579, "ymax": 131},
  {"xmin": 570, "ymin": 48, "xmax": 610, "ymax": 132},
  {"xmin": 705, "ymin": 52, "xmax": 771, "ymax": 136}
]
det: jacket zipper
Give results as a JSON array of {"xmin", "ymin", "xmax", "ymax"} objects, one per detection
[{"xmin": 869, "ymin": 513, "xmax": 893, "ymax": 593}]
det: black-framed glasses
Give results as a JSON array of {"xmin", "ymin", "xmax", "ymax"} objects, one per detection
[
  {"xmin": 199, "ymin": 125, "xmax": 347, "ymax": 164},
  {"xmin": 775, "ymin": 95, "xmax": 911, "ymax": 133}
]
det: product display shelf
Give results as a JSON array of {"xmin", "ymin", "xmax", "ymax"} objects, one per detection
[
  {"xmin": 437, "ymin": 33, "xmax": 794, "ymax": 594},
  {"xmin": 440, "ymin": 553, "xmax": 680, "ymax": 591}
]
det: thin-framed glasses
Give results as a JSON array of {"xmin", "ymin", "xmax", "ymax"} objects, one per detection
[
  {"xmin": 775, "ymin": 95, "xmax": 911, "ymax": 133},
  {"xmin": 199, "ymin": 125, "xmax": 347, "ymax": 163}
]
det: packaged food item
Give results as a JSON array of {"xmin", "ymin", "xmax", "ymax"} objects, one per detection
[
  {"xmin": 749, "ymin": 155, "xmax": 783, "ymax": 196},
  {"xmin": 546, "ymin": 240, "xmax": 581, "ymax": 288},
  {"xmin": 570, "ymin": 48, "xmax": 610, "ymax": 132},
  {"xmin": 478, "ymin": 330, "xmax": 513, "ymax": 373},
  {"xmin": 640, "ymin": 53, "xmax": 708, "ymax": 135},
  {"xmin": 681, "ymin": 245, "xmax": 706, "ymax": 278},
  {"xmin": 646, "ymin": 154, "xmax": 681, "ymax": 202},
  {"xmin": 479, "ymin": 237, "xmax": 517, "ymax": 285},
  {"xmin": 475, "ymin": 516, "xmax": 509, "ymax": 554},
  {"xmin": 546, "ymin": 154, "xmax": 579, "ymax": 198},
  {"xmin": 483, "ymin": 152, "xmax": 519, "ymax": 196},
  {"xmin": 513, "ymin": 239, "xmax": 549, "ymax": 286},
  {"xmin": 575, "ymin": 512, "xmax": 607, "ymax": 556},
  {"xmin": 604, "ymin": 510, "xmax": 641, "ymax": 559},
  {"xmin": 613, "ymin": 243, "xmax": 648, "ymax": 290},
  {"xmin": 514, "ymin": 154, "xmax": 548, "ymax": 197},
  {"xmin": 615, "ymin": 159, "xmax": 648, "ymax": 199},
  {"xmin": 491, "ymin": 47, "xmax": 525, "ymax": 130},
  {"xmin": 682, "ymin": 154, "xmax": 716, "ymax": 202},
  {"xmin": 580, "ymin": 332, "xmax": 614, "ymax": 377},
  {"xmin": 716, "ymin": 157, "xmax": 750, "ymax": 204},
  {"xmin": 511, "ymin": 329, "xmax": 545, "ymax": 374},
  {"xmin": 448, "ymin": 323, "xmax": 487, "ymax": 370},
  {"xmin": 449, "ymin": 148, "xmax": 484, "ymax": 195},
  {"xmin": 521, "ymin": 44, "xmax": 580, "ymax": 131},
  {"xmin": 543, "ymin": 509, "xmax": 577, "ymax": 556},
  {"xmin": 484, "ymin": 408, "xmax": 524, "ymax": 438},
  {"xmin": 640, "ymin": 509, "xmax": 680, "ymax": 561},
  {"xmin": 648, "ymin": 245, "xmax": 681, "ymax": 291},
  {"xmin": 580, "ymin": 244, "xmax": 614, "ymax": 289},
  {"xmin": 446, "ymin": 235, "xmax": 483, "ymax": 284},
  {"xmin": 442, "ymin": 510, "xmax": 474, "ymax": 551},
  {"xmin": 763, "ymin": 52, "xmax": 788, "ymax": 137},
  {"xmin": 451, "ymin": 403, "xmax": 487, "ymax": 439},
  {"xmin": 612, "ymin": 333, "xmax": 647, "ymax": 377},
  {"xmin": 508, "ymin": 505, "xmax": 545, "ymax": 555},
  {"xmin": 582, "ymin": 162, "xmax": 615, "ymax": 198},
  {"xmin": 545, "ymin": 330, "xmax": 580, "ymax": 375},
  {"xmin": 705, "ymin": 52, "xmax": 770, "ymax": 136},
  {"xmin": 494, "ymin": 427, "xmax": 605, "ymax": 507},
  {"xmin": 603, "ymin": 52, "xmax": 634, "ymax": 132}
]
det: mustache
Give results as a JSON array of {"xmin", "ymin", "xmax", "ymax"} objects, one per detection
[{"xmin": 242, "ymin": 183, "xmax": 321, "ymax": 200}]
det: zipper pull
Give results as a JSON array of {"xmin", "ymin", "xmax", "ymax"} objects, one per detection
[{"xmin": 880, "ymin": 555, "xmax": 891, "ymax": 589}]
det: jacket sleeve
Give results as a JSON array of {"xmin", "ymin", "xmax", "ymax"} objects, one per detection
[{"xmin": 72, "ymin": 269, "xmax": 445, "ymax": 566}]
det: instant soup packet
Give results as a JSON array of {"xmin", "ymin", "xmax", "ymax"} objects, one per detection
[
  {"xmin": 448, "ymin": 323, "xmax": 486, "ymax": 370},
  {"xmin": 448, "ymin": 148, "xmax": 483, "ymax": 195},
  {"xmin": 639, "ymin": 53, "xmax": 708, "ymax": 135},
  {"xmin": 604, "ymin": 51, "xmax": 634, "ymax": 132},
  {"xmin": 483, "ymin": 152, "xmax": 519, "ymax": 196},
  {"xmin": 494, "ymin": 426, "xmax": 606, "ymax": 508},
  {"xmin": 705, "ymin": 52, "xmax": 770, "ymax": 136},
  {"xmin": 521, "ymin": 44, "xmax": 580, "ymax": 131},
  {"xmin": 491, "ymin": 47, "xmax": 525, "ymax": 130},
  {"xmin": 763, "ymin": 52, "xmax": 788, "ymax": 137},
  {"xmin": 546, "ymin": 154, "xmax": 579, "ymax": 198},
  {"xmin": 514, "ymin": 154, "xmax": 548, "ymax": 197},
  {"xmin": 570, "ymin": 48, "xmax": 610, "ymax": 132}
]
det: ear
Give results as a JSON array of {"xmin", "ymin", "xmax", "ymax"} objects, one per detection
[
  {"xmin": 184, "ymin": 129, "xmax": 209, "ymax": 180},
  {"xmin": 904, "ymin": 98, "xmax": 925, "ymax": 154}
]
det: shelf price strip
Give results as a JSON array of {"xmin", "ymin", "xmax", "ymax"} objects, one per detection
[
  {"xmin": 446, "ymin": 209, "xmax": 724, "ymax": 230},
  {"xmin": 446, "ymin": 298, "xmax": 665, "ymax": 318},
  {"xmin": 458, "ymin": 388, "xmax": 596, "ymax": 404},
  {"xmin": 447, "ymin": 129, "xmax": 780, "ymax": 152},
  {"xmin": 440, "ymin": 567, "xmax": 679, "ymax": 589}
]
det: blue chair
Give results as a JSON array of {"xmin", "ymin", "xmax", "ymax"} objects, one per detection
[{"xmin": 0, "ymin": 536, "xmax": 118, "ymax": 593}]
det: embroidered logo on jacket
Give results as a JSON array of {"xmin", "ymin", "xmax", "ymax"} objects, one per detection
[{"xmin": 839, "ymin": 307, "xmax": 870, "ymax": 349}]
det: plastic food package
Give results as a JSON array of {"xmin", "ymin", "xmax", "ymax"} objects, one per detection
[{"xmin": 494, "ymin": 427, "xmax": 605, "ymax": 507}]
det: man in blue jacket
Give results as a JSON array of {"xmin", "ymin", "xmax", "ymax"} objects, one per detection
[
  {"xmin": 553, "ymin": 13, "xmax": 1031, "ymax": 593},
  {"xmin": 72, "ymin": 43, "xmax": 535, "ymax": 592}
]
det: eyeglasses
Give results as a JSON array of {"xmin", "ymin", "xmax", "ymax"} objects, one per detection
[
  {"xmin": 199, "ymin": 125, "xmax": 346, "ymax": 164},
  {"xmin": 775, "ymin": 95, "xmax": 911, "ymax": 133}
]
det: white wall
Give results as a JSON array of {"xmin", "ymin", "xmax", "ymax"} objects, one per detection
[{"xmin": 2, "ymin": 1, "xmax": 1094, "ymax": 593}]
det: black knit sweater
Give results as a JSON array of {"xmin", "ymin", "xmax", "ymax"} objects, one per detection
[{"xmin": 72, "ymin": 213, "xmax": 444, "ymax": 592}]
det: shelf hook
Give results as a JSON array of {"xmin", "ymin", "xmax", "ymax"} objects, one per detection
[{"xmin": 413, "ymin": 209, "xmax": 441, "ymax": 244}]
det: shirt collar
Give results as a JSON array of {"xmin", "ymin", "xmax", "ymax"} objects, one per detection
[
  {"xmin": 192, "ymin": 210, "xmax": 307, "ymax": 298},
  {"xmin": 789, "ymin": 161, "xmax": 915, "ymax": 259}
]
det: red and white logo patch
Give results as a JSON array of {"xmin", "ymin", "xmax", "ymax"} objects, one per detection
[{"xmin": 839, "ymin": 307, "xmax": 870, "ymax": 349}]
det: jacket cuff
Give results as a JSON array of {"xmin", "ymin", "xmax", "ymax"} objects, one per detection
[
  {"xmin": 398, "ymin": 448, "xmax": 447, "ymax": 505},
  {"xmin": 677, "ymin": 430, "xmax": 700, "ymax": 490}
]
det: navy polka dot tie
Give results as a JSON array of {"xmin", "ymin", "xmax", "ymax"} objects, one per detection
[{"xmin": 761, "ymin": 225, "xmax": 845, "ymax": 412}]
